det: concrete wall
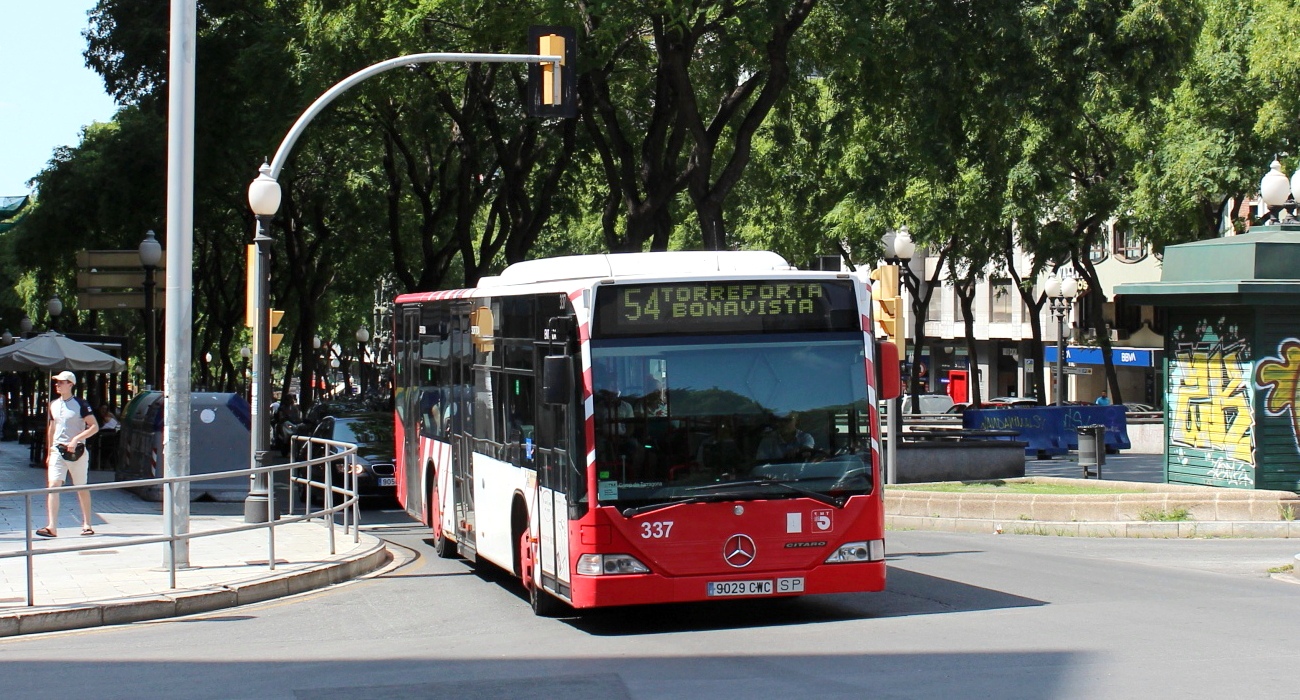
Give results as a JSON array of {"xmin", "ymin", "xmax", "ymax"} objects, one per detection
[
  {"xmin": 896, "ymin": 441, "xmax": 1027, "ymax": 483},
  {"xmin": 1126, "ymin": 420, "xmax": 1163, "ymax": 454}
]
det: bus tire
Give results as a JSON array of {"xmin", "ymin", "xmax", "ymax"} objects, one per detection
[
  {"xmin": 530, "ymin": 581, "xmax": 567, "ymax": 618},
  {"xmin": 520, "ymin": 528, "xmax": 567, "ymax": 617},
  {"xmin": 434, "ymin": 526, "xmax": 457, "ymax": 559},
  {"xmin": 429, "ymin": 471, "xmax": 457, "ymax": 559}
]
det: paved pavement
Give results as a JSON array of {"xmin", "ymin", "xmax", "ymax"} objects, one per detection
[
  {"xmin": 1024, "ymin": 450, "xmax": 1165, "ymax": 482},
  {"xmin": 0, "ymin": 438, "xmax": 388, "ymax": 637},
  {"xmin": 0, "ymin": 438, "xmax": 1286, "ymax": 637}
]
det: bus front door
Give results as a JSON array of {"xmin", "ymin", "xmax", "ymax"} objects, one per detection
[
  {"xmin": 450, "ymin": 308, "xmax": 476, "ymax": 562},
  {"xmin": 534, "ymin": 399, "xmax": 571, "ymax": 599}
]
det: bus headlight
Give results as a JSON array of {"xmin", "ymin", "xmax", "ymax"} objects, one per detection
[
  {"xmin": 576, "ymin": 553, "xmax": 650, "ymax": 575},
  {"xmin": 824, "ymin": 539, "xmax": 885, "ymax": 564}
]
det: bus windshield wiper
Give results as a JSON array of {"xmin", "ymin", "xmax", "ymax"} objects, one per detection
[
  {"xmin": 685, "ymin": 478, "xmax": 847, "ymax": 508},
  {"xmin": 620, "ymin": 496, "xmax": 712, "ymax": 518}
]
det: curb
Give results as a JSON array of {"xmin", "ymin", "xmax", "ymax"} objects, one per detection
[
  {"xmin": 0, "ymin": 539, "xmax": 391, "ymax": 638},
  {"xmin": 887, "ymin": 514, "xmax": 1300, "ymax": 538},
  {"xmin": 886, "ymin": 477, "xmax": 1300, "ymax": 524}
]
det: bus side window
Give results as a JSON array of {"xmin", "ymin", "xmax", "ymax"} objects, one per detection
[{"xmin": 419, "ymin": 388, "xmax": 441, "ymax": 439}]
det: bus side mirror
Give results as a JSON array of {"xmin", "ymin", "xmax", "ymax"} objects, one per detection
[
  {"xmin": 542, "ymin": 355, "xmax": 572, "ymax": 405},
  {"xmin": 876, "ymin": 342, "xmax": 901, "ymax": 400}
]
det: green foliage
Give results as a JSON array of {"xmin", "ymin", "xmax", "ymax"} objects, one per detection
[
  {"xmin": 9, "ymin": 0, "xmax": 1300, "ymax": 403},
  {"xmin": 1130, "ymin": 0, "xmax": 1267, "ymax": 246}
]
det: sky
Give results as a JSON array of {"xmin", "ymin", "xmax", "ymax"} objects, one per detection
[{"xmin": 0, "ymin": 1, "xmax": 119, "ymax": 196}]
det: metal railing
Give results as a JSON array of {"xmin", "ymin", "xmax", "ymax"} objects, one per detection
[{"xmin": 0, "ymin": 436, "xmax": 361, "ymax": 607}]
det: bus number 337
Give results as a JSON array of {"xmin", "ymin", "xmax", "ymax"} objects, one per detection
[{"xmin": 641, "ymin": 521, "xmax": 674, "ymax": 539}]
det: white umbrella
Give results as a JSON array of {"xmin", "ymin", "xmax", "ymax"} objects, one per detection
[{"xmin": 0, "ymin": 331, "xmax": 126, "ymax": 372}]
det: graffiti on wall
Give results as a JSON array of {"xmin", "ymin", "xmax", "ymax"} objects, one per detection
[
  {"xmin": 1168, "ymin": 319, "xmax": 1253, "ymax": 483},
  {"xmin": 1255, "ymin": 338, "xmax": 1300, "ymax": 454}
]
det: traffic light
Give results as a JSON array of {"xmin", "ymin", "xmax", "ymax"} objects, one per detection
[
  {"xmin": 539, "ymin": 34, "xmax": 564, "ymax": 104},
  {"xmin": 269, "ymin": 309, "xmax": 285, "ymax": 352},
  {"xmin": 876, "ymin": 296, "xmax": 898, "ymax": 338},
  {"xmin": 528, "ymin": 25, "xmax": 577, "ymax": 118},
  {"xmin": 868, "ymin": 265, "xmax": 903, "ymax": 354},
  {"xmin": 871, "ymin": 263, "xmax": 900, "ymax": 300}
]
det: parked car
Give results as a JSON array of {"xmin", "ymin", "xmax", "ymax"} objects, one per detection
[
  {"xmin": 947, "ymin": 397, "xmax": 1041, "ymax": 413},
  {"xmin": 1123, "ymin": 403, "xmax": 1156, "ymax": 413},
  {"xmin": 986, "ymin": 396, "xmax": 1041, "ymax": 407},
  {"xmin": 882, "ymin": 394, "xmax": 956, "ymax": 414},
  {"xmin": 298, "ymin": 411, "xmax": 396, "ymax": 504}
]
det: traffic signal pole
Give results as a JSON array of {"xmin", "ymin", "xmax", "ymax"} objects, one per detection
[
  {"xmin": 870, "ymin": 265, "xmax": 902, "ymax": 485},
  {"xmin": 262, "ymin": 52, "xmax": 564, "ymax": 180},
  {"xmin": 243, "ymin": 48, "xmax": 568, "ymax": 522}
]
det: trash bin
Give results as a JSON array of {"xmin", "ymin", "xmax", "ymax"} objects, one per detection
[{"xmin": 1077, "ymin": 424, "xmax": 1107, "ymax": 478}]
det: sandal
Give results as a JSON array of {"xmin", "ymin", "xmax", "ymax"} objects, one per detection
[
  {"xmin": 35, "ymin": 527, "xmax": 56, "ymax": 538},
  {"xmin": 81, "ymin": 528, "xmax": 95, "ymax": 536}
]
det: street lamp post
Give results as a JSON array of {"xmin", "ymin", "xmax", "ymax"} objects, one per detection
[
  {"xmin": 356, "ymin": 326, "xmax": 370, "ymax": 397},
  {"xmin": 244, "ymin": 162, "xmax": 281, "ymax": 523},
  {"xmin": 46, "ymin": 296, "xmax": 62, "ymax": 332},
  {"xmin": 882, "ymin": 226, "xmax": 919, "ymax": 390},
  {"xmin": 1258, "ymin": 157, "xmax": 1300, "ymax": 223},
  {"xmin": 139, "ymin": 230, "xmax": 162, "ymax": 389},
  {"xmin": 235, "ymin": 49, "xmax": 563, "ymax": 520},
  {"xmin": 1045, "ymin": 274, "xmax": 1080, "ymax": 406},
  {"xmin": 16, "ymin": 317, "xmax": 33, "ymax": 443},
  {"xmin": 880, "ymin": 227, "xmax": 917, "ymax": 486}
]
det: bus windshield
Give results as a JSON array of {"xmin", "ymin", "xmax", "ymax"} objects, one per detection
[{"xmin": 590, "ymin": 332, "xmax": 873, "ymax": 510}]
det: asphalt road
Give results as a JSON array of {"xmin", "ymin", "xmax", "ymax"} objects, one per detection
[{"xmin": 0, "ymin": 508, "xmax": 1296, "ymax": 700}]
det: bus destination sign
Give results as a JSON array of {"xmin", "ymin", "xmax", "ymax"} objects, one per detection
[{"xmin": 593, "ymin": 280, "xmax": 858, "ymax": 337}]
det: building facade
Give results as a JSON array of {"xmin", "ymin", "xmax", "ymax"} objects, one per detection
[{"xmin": 890, "ymin": 221, "xmax": 1167, "ymax": 407}]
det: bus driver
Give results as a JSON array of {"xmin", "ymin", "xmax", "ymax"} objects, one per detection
[{"xmin": 756, "ymin": 412, "xmax": 815, "ymax": 462}]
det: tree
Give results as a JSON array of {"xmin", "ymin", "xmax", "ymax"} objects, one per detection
[
  {"xmin": 576, "ymin": 0, "xmax": 822, "ymax": 251},
  {"xmin": 1006, "ymin": 0, "xmax": 1201, "ymax": 404},
  {"xmin": 1131, "ymin": 0, "xmax": 1269, "ymax": 244}
]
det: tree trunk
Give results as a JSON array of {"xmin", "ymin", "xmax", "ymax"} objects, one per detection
[{"xmin": 1075, "ymin": 254, "xmax": 1122, "ymax": 405}]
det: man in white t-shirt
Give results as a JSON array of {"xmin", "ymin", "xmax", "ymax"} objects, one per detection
[{"xmin": 36, "ymin": 371, "xmax": 98, "ymax": 537}]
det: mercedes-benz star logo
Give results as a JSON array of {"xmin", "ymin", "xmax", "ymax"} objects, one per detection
[{"xmin": 723, "ymin": 534, "xmax": 756, "ymax": 568}]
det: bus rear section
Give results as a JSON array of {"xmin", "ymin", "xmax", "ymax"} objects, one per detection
[{"xmin": 393, "ymin": 253, "xmax": 896, "ymax": 614}]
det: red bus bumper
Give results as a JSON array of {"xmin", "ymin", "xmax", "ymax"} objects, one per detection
[{"xmin": 568, "ymin": 560, "xmax": 885, "ymax": 609}]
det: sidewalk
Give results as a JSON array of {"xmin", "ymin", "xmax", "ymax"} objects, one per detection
[
  {"xmin": 0, "ymin": 439, "xmax": 388, "ymax": 637},
  {"xmin": 1024, "ymin": 450, "xmax": 1166, "ymax": 482}
]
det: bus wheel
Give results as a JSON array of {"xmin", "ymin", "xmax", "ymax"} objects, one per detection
[
  {"xmin": 429, "ymin": 476, "xmax": 457, "ymax": 559},
  {"xmin": 519, "ymin": 529, "xmax": 566, "ymax": 617},
  {"xmin": 433, "ymin": 522, "xmax": 457, "ymax": 559}
]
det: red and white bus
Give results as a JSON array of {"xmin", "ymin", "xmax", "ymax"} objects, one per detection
[{"xmin": 391, "ymin": 251, "xmax": 900, "ymax": 615}]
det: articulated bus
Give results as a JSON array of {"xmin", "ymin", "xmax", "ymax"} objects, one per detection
[{"xmin": 391, "ymin": 251, "xmax": 900, "ymax": 615}]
